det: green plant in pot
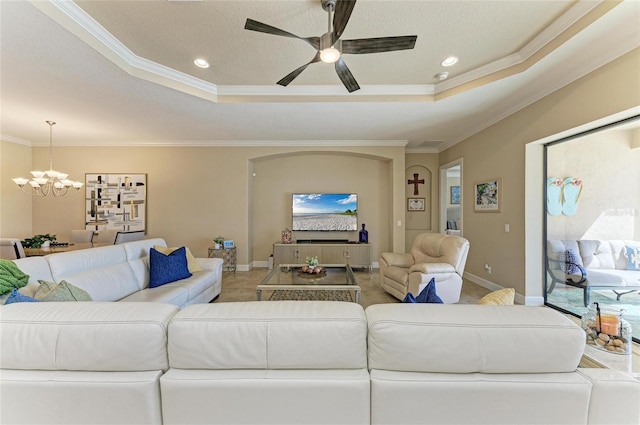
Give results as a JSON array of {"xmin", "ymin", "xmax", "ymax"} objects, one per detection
[
  {"xmin": 21, "ymin": 233, "xmax": 57, "ymax": 248},
  {"xmin": 213, "ymin": 236, "xmax": 225, "ymax": 249}
]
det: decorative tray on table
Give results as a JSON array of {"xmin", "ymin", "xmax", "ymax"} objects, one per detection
[{"xmin": 297, "ymin": 266, "xmax": 327, "ymax": 278}]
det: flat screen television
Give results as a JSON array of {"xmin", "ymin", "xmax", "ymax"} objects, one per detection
[{"xmin": 292, "ymin": 193, "xmax": 358, "ymax": 231}]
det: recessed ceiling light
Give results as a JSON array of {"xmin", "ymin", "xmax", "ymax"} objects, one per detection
[
  {"xmin": 435, "ymin": 71, "xmax": 449, "ymax": 81},
  {"xmin": 441, "ymin": 56, "xmax": 458, "ymax": 67},
  {"xmin": 194, "ymin": 58, "xmax": 210, "ymax": 68}
]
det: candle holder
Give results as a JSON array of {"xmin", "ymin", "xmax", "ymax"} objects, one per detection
[{"xmin": 581, "ymin": 302, "xmax": 631, "ymax": 355}]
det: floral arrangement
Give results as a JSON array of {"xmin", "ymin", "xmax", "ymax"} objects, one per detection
[{"xmin": 305, "ymin": 256, "xmax": 318, "ymax": 267}]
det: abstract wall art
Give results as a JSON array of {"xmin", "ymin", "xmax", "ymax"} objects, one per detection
[{"xmin": 85, "ymin": 173, "xmax": 146, "ymax": 232}]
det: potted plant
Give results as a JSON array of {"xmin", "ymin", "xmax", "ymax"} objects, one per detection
[
  {"xmin": 213, "ymin": 236, "xmax": 225, "ymax": 250},
  {"xmin": 305, "ymin": 255, "xmax": 319, "ymax": 270},
  {"xmin": 21, "ymin": 233, "xmax": 57, "ymax": 249}
]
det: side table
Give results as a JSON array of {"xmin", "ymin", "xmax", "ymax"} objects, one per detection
[{"xmin": 208, "ymin": 246, "xmax": 237, "ymax": 273}]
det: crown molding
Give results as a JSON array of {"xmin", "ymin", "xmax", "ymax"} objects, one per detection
[
  {"xmin": 3, "ymin": 137, "xmax": 408, "ymax": 148},
  {"xmin": 0, "ymin": 135, "xmax": 32, "ymax": 146},
  {"xmin": 30, "ymin": 0, "xmax": 219, "ymax": 102},
  {"xmin": 32, "ymin": 0, "xmax": 603, "ymax": 104},
  {"xmin": 404, "ymin": 146, "xmax": 440, "ymax": 154},
  {"xmin": 435, "ymin": 0, "xmax": 602, "ymax": 95}
]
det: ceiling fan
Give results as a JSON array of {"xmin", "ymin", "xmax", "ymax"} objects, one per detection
[{"xmin": 244, "ymin": 0, "xmax": 417, "ymax": 93}]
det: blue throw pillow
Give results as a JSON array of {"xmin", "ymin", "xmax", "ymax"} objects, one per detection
[
  {"xmin": 415, "ymin": 278, "xmax": 444, "ymax": 304},
  {"xmin": 149, "ymin": 246, "xmax": 192, "ymax": 288},
  {"xmin": 402, "ymin": 292, "xmax": 417, "ymax": 303},
  {"xmin": 563, "ymin": 249, "xmax": 582, "ymax": 274},
  {"xmin": 402, "ymin": 278, "xmax": 443, "ymax": 304},
  {"xmin": 625, "ymin": 245, "xmax": 640, "ymax": 271},
  {"xmin": 5, "ymin": 288, "xmax": 39, "ymax": 304}
]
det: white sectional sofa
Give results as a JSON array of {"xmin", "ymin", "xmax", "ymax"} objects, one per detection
[
  {"xmin": 10, "ymin": 238, "xmax": 223, "ymax": 307},
  {"xmin": 1, "ymin": 301, "xmax": 638, "ymax": 425},
  {"xmin": 547, "ymin": 239, "xmax": 640, "ymax": 306}
]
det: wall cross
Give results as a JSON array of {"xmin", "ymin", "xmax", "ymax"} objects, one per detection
[{"xmin": 408, "ymin": 173, "xmax": 425, "ymax": 195}]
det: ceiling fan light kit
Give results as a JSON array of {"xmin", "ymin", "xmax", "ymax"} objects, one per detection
[{"xmin": 244, "ymin": 0, "xmax": 418, "ymax": 93}]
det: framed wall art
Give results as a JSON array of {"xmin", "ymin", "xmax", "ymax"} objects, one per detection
[
  {"xmin": 85, "ymin": 173, "xmax": 147, "ymax": 232},
  {"xmin": 450, "ymin": 186, "xmax": 460, "ymax": 205},
  {"xmin": 407, "ymin": 197, "xmax": 425, "ymax": 211},
  {"xmin": 474, "ymin": 178, "xmax": 501, "ymax": 212}
]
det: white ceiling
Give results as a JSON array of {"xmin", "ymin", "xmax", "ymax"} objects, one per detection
[{"xmin": 1, "ymin": 0, "xmax": 639, "ymax": 151}]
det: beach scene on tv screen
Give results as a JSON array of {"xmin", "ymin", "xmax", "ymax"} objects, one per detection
[{"xmin": 292, "ymin": 193, "xmax": 357, "ymax": 231}]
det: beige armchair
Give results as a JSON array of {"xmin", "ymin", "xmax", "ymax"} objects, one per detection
[{"xmin": 379, "ymin": 232, "xmax": 470, "ymax": 303}]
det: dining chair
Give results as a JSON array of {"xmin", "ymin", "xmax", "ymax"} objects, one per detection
[
  {"xmin": 93, "ymin": 230, "xmax": 118, "ymax": 245},
  {"xmin": 0, "ymin": 238, "xmax": 26, "ymax": 259},
  {"xmin": 69, "ymin": 229, "xmax": 94, "ymax": 244}
]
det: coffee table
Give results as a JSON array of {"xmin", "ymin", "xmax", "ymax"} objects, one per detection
[{"xmin": 257, "ymin": 264, "xmax": 361, "ymax": 303}]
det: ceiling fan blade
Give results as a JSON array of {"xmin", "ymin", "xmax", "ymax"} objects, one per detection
[
  {"xmin": 342, "ymin": 36, "xmax": 417, "ymax": 54},
  {"xmin": 332, "ymin": 0, "xmax": 356, "ymax": 42},
  {"xmin": 245, "ymin": 19, "xmax": 319, "ymax": 49},
  {"xmin": 334, "ymin": 58, "xmax": 360, "ymax": 93},
  {"xmin": 277, "ymin": 53, "xmax": 322, "ymax": 87}
]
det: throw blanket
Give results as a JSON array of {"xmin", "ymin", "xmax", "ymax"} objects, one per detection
[{"xmin": 0, "ymin": 259, "xmax": 29, "ymax": 295}]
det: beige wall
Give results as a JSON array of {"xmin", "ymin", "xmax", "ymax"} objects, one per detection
[
  {"xmin": 439, "ymin": 48, "xmax": 640, "ymax": 301},
  {"xmin": 0, "ymin": 141, "xmax": 33, "ymax": 238},
  {"xmin": 404, "ymin": 153, "xmax": 440, "ymax": 251},
  {"xmin": 0, "ymin": 143, "xmax": 406, "ymax": 266},
  {"xmin": 252, "ymin": 152, "xmax": 391, "ymax": 263}
]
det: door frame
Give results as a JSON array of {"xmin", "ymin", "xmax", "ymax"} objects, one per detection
[{"xmin": 439, "ymin": 159, "xmax": 463, "ymax": 236}]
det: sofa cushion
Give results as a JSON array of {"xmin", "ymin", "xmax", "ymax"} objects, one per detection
[
  {"xmin": 0, "ymin": 302, "xmax": 178, "ymax": 371},
  {"xmin": 149, "ymin": 247, "xmax": 192, "ymax": 288},
  {"xmin": 154, "ymin": 245, "xmax": 202, "ymax": 273},
  {"xmin": 122, "ymin": 238, "xmax": 167, "ymax": 261},
  {"xmin": 46, "ymin": 245, "xmax": 141, "ymax": 301},
  {"xmin": 625, "ymin": 245, "xmax": 640, "ymax": 271},
  {"xmin": 11, "ymin": 257, "xmax": 54, "ymax": 284},
  {"xmin": 34, "ymin": 280, "xmax": 92, "ymax": 302},
  {"xmin": 119, "ymin": 284, "xmax": 190, "ymax": 307},
  {"xmin": 578, "ymin": 240, "xmax": 615, "ymax": 269},
  {"xmin": 366, "ymin": 304, "xmax": 585, "ymax": 374},
  {"xmin": 168, "ymin": 301, "xmax": 368, "ymax": 370}
]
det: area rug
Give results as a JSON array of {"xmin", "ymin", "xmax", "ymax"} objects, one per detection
[
  {"xmin": 547, "ymin": 286, "xmax": 640, "ymax": 340},
  {"xmin": 268, "ymin": 289, "xmax": 354, "ymax": 302}
]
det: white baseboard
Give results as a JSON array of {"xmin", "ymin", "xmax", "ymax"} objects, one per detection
[{"xmin": 463, "ymin": 272, "xmax": 542, "ymax": 305}]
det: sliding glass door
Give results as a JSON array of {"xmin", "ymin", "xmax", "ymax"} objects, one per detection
[{"xmin": 544, "ymin": 116, "xmax": 640, "ymax": 343}]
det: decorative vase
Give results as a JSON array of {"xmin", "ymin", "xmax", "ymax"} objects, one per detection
[
  {"xmin": 359, "ymin": 223, "xmax": 368, "ymax": 243},
  {"xmin": 281, "ymin": 228, "xmax": 292, "ymax": 244},
  {"xmin": 581, "ymin": 303, "xmax": 631, "ymax": 355}
]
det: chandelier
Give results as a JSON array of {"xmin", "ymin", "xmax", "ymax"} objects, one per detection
[{"xmin": 12, "ymin": 121, "xmax": 84, "ymax": 197}]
